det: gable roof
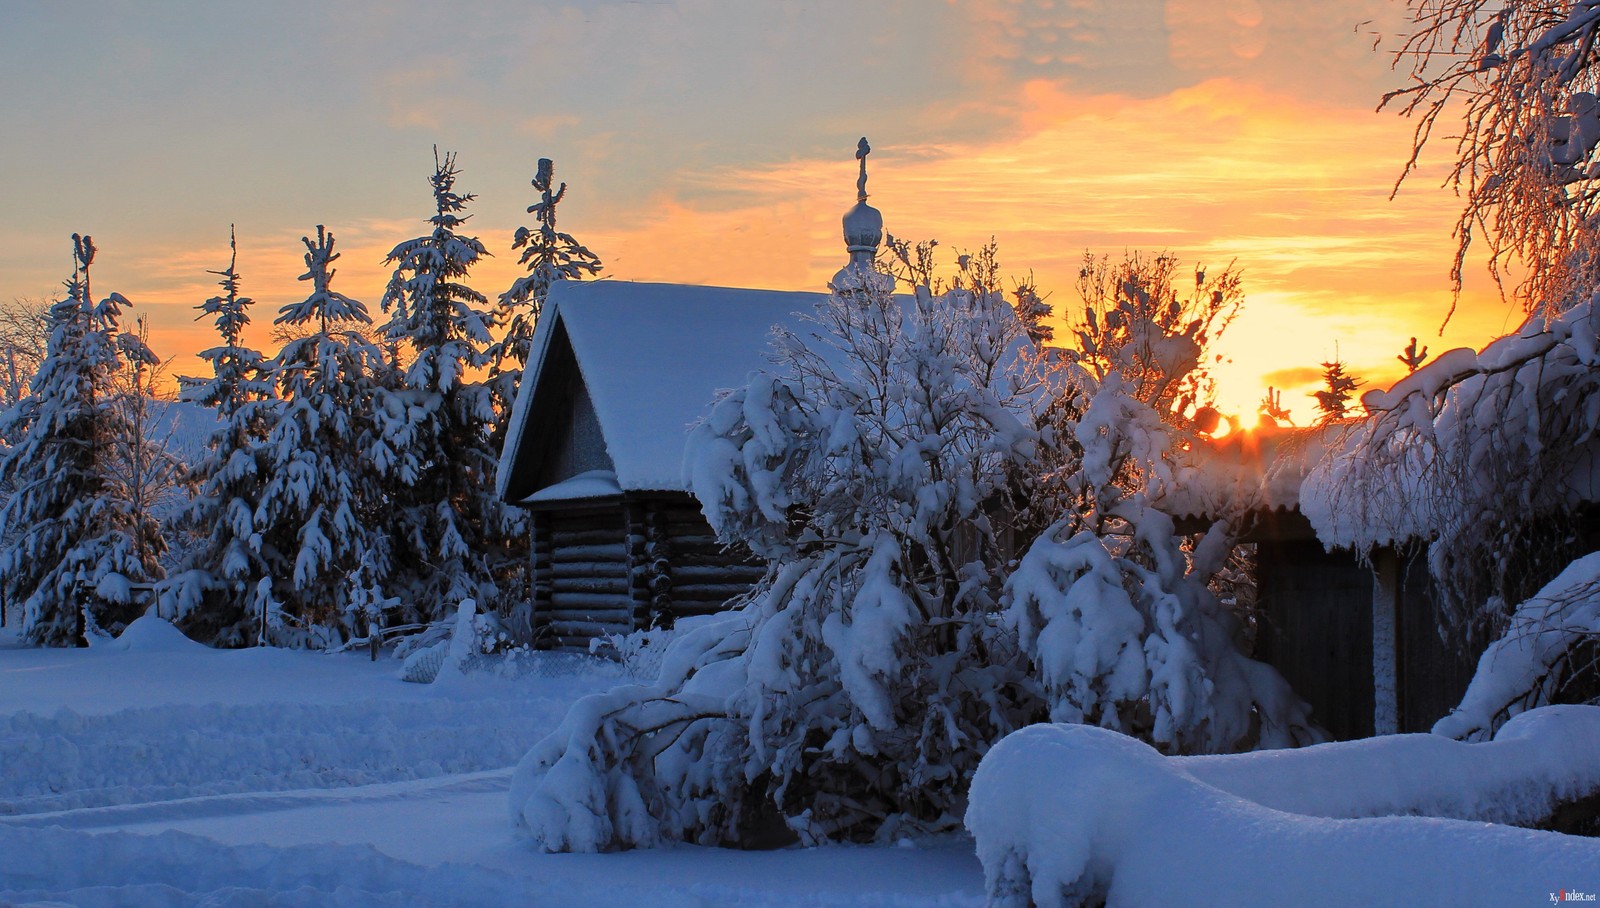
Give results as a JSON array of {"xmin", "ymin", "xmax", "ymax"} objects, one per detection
[{"xmin": 497, "ymin": 280, "xmax": 829, "ymax": 503}]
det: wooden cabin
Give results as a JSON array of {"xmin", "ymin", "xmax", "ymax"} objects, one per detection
[{"xmin": 496, "ymin": 280, "xmax": 834, "ymax": 650}]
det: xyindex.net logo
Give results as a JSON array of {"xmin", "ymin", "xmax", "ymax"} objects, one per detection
[{"xmin": 1552, "ymin": 890, "xmax": 1598, "ymax": 903}]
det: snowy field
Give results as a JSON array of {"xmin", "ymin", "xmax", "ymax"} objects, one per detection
[{"xmin": 0, "ymin": 619, "xmax": 984, "ymax": 907}]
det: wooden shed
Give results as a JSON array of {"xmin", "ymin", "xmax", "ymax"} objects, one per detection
[
  {"xmin": 1166, "ymin": 427, "xmax": 1486, "ymax": 740},
  {"xmin": 496, "ymin": 280, "xmax": 831, "ymax": 650}
]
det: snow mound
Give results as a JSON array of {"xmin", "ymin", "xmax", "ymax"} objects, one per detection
[
  {"xmin": 966, "ymin": 720, "xmax": 1600, "ymax": 907},
  {"xmin": 110, "ymin": 615, "xmax": 208, "ymax": 653},
  {"xmin": 1182, "ymin": 705, "xmax": 1600, "ymax": 827}
]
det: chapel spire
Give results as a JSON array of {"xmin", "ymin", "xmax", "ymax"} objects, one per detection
[{"xmin": 833, "ymin": 137, "xmax": 892, "ymax": 294}]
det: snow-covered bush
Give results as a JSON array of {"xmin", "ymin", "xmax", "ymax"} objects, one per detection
[
  {"xmin": 1434, "ymin": 552, "xmax": 1600, "ymax": 741},
  {"xmin": 589, "ymin": 623, "xmax": 685, "ymax": 683},
  {"xmin": 1004, "ymin": 370, "xmax": 1320, "ymax": 752},
  {"xmin": 512, "ymin": 275, "xmax": 1046, "ymax": 849},
  {"xmin": 1003, "ymin": 255, "xmax": 1318, "ymax": 752}
]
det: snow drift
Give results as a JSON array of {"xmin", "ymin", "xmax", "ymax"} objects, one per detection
[{"xmin": 966, "ymin": 713, "xmax": 1600, "ymax": 907}]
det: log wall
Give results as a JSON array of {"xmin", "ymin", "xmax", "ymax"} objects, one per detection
[{"xmin": 529, "ymin": 493, "xmax": 765, "ymax": 650}]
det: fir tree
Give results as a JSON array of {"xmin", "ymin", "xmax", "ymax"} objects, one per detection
[
  {"xmin": 166, "ymin": 228, "xmax": 279, "ymax": 644},
  {"xmin": 252, "ymin": 226, "xmax": 388, "ymax": 644},
  {"xmin": 1313, "ymin": 357, "xmax": 1364, "ymax": 421},
  {"xmin": 0, "ymin": 235, "xmax": 163, "ymax": 645},
  {"xmin": 491, "ymin": 157, "xmax": 601, "ymax": 422},
  {"xmin": 376, "ymin": 149, "xmax": 512, "ymax": 622},
  {"xmin": 1011, "ymin": 274, "xmax": 1054, "ymax": 345}
]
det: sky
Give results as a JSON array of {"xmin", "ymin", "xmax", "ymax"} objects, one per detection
[{"xmin": 0, "ymin": 0, "xmax": 1527, "ymax": 419}]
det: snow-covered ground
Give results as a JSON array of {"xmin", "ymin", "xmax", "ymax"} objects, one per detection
[{"xmin": 0, "ymin": 619, "xmax": 984, "ymax": 907}]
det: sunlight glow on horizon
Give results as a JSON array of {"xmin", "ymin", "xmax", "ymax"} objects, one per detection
[{"xmin": 1, "ymin": 1, "xmax": 1533, "ymax": 422}]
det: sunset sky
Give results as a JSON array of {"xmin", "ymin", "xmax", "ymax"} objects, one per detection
[{"xmin": 0, "ymin": 0, "xmax": 1527, "ymax": 419}]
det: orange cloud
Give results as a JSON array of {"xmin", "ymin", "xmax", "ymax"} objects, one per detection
[{"xmin": 110, "ymin": 70, "xmax": 1516, "ymax": 422}]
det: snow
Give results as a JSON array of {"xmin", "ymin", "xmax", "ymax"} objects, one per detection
[
  {"xmin": 499, "ymin": 279, "xmax": 828, "ymax": 497},
  {"xmin": 104, "ymin": 613, "xmax": 210, "ymax": 653},
  {"xmin": 519, "ymin": 467, "xmax": 622, "ymax": 504},
  {"xmin": 1160, "ymin": 424, "xmax": 1336, "ymax": 520},
  {"xmin": 0, "ymin": 622, "xmax": 986, "ymax": 905},
  {"xmin": 966, "ymin": 719, "xmax": 1600, "ymax": 907}
]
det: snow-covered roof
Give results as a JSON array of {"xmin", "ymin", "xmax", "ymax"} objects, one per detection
[
  {"xmin": 1160, "ymin": 425, "xmax": 1337, "ymax": 522},
  {"xmin": 498, "ymin": 280, "xmax": 829, "ymax": 502},
  {"xmin": 521, "ymin": 469, "xmax": 622, "ymax": 504}
]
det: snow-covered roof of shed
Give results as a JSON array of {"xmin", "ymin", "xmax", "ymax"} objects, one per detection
[
  {"xmin": 1160, "ymin": 425, "xmax": 1339, "ymax": 522},
  {"xmin": 497, "ymin": 280, "xmax": 829, "ymax": 500}
]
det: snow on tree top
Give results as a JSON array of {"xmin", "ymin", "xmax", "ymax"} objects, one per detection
[{"xmin": 497, "ymin": 280, "xmax": 831, "ymax": 499}]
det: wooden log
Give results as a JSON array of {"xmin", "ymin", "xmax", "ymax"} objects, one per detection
[
  {"xmin": 550, "ymin": 528, "xmax": 625, "ymax": 547},
  {"xmin": 671, "ymin": 534, "xmax": 722, "ymax": 547},
  {"xmin": 550, "ymin": 591, "xmax": 632, "ymax": 608},
  {"xmin": 672, "ymin": 565, "xmax": 762, "ymax": 582},
  {"xmin": 550, "ymin": 543, "xmax": 628, "ymax": 562},
  {"xmin": 549, "ymin": 512, "xmax": 625, "ymax": 535},
  {"xmin": 668, "ymin": 588, "xmax": 755, "ymax": 604},
  {"xmin": 550, "ymin": 564, "xmax": 629, "ymax": 582},
  {"xmin": 547, "ymin": 577, "xmax": 629, "ymax": 595},
  {"xmin": 540, "ymin": 608, "xmax": 638, "ymax": 623}
]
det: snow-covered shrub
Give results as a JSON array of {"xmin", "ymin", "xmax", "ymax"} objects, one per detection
[
  {"xmin": 966, "ymin": 720, "xmax": 1600, "ymax": 908},
  {"xmin": 589, "ymin": 623, "xmax": 684, "ymax": 683},
  {"xmin": 1005, "ymin": 283, "xmax": 1319, "ymax": 752},
  {"xmin": 512, "ymin": 275, "xmax": 1046, "ymax": 849},
  {"xmin": 1435, "ymin": 552, "xmax": 1600, "ymax": 741},
  {"xmin": 1005, "ymin": 376, "xmax": 1320, "ymax": 751}
]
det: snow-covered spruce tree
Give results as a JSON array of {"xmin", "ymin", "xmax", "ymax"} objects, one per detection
[
  {"xmin": 164, "ymin": 229, "xmax": 280, "ymax": 645},
  {"xmin": 511, "ymin": 275, "xmax": 1046, "ymax": 850},
  {"xmin": 251, "ymin": 226, "xmax": 389, "ymax": 645},
  {"xmin": 0, "ymin": 235, "xmax": 165, "ymax": 645},
  {"xmin": 376, "ymin": 149, "xmax": 513, "ymax": 624},
  {"xmin": 1001, "ymin": 252, "xmax": 1320, "ymax": 754},
  {"xmin": 490, "ymin": 157, "xmax": 602, "ymax": 424},
  {"xmin": 1312, "ymin": 357, "xmax": 1363, "ymax": 422}
]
